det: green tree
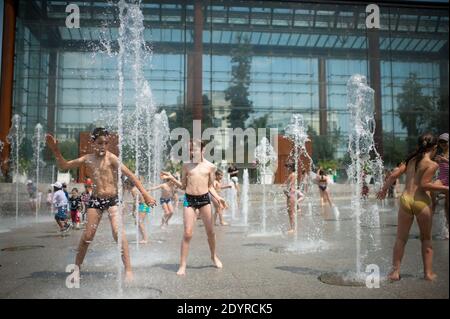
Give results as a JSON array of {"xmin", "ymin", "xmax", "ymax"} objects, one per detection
[
  {"xmin": 428, "ymin": 93, "xmax": 449, "ymax": 135},
  {"xmin": 57, "ymin": 139, "xmax": 79, "ymax": 178},
  {"xmin": 225, "ymin": 34, "xmax": 253, "ymax": 129},
  {"xmin": 249, "ymin": 114, "xmax": 269, "ymax": 130},
  {"xmin": 397, "ymin": 73, "xmax": 434, "ymax": 151},
  {"xmin": 382, "ymin": 133, "xmax": 408, "ymax": 167},
  {"xmin": 306, "ymin": 126, "xmax": 341, "ymax": 164}
]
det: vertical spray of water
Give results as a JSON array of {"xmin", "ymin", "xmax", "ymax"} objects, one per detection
[
  {"xmin": 116, "ymin": 0, "xmax": 128, "ymax": 295},
  {"xmin": 152, "ymin": 110, "xmax": 170, "ymax": 185},
  {"xmin": 113, "ymin": 0, "xmax": 165, "ymax": 286},
  {"xmin": 254, "ymin": 137, "xmax": 277, "ymax": 233},
  {"xmin": 50, "ymin": 165, "xmax": 55, "ymax": 217},
  {"xmin": 285, "ymin": 114, "xmax": 313, "ymax": 240},
  {"xmin": 32, "ymin": 123, "xmax": 45, "ymax": 222},
  {"xmin": 7, "ymin": 115, "xmax": 23, "ymax": 226},
  {"xmin": 346, "ymin": 74, "xmax": 384, "ymax": 276},
  {"xmin": 241, "ymin": 169, "xmax": 249, "ymax": 226}
]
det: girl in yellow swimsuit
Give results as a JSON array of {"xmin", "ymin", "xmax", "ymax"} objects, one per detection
[{"xmin": 378, "ymin": 133, "xmax": 449, "ymax": 282}]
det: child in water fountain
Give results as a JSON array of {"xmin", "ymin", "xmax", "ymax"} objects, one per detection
[
  {"xmin": 148, "ymin": 172, "xmax": 178, "ymax": 228},
  {"xmin": 212, "ymin": 170, "xmax": 231, "ymax": 226},
  {"xmin": 46, "ymin": 189, "xmax": 53, "ymax": 211},
  {"xmin": 46, "ymin": 128, "xmax": 157, "ymax": 283},
  {"xmin": 52, "ymin": 181, "xmax": 70, "ymax": 233},
  {"xmin": 161, "ymin": 139, "xmax": 227, "ymax": 276},
  {"xmin": 69, "ymin": 188, "xmax": 82, "ymax": 230},
  {"xmin": 123, "ymin": 177, "xmax": 149, "ymax": 244},
  {"xmin": 377, "ymin": 133, "xmax": 449, "ymax": 281},
  {"xmin": 284, "ymin": 162, "xmax": 305, "ymax": 234},
  {"xmin": 316, "ymin": 169, "xmax": 334, "ymax": 207}
]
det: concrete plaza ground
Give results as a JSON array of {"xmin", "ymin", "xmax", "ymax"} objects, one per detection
[{"xmin": 0, "ymin": 184, "xmax": 448, "ymax": 299}]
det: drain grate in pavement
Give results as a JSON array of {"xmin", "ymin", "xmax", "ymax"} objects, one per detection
[
  {"xmin": 2, "ymin": 245, "xmax": 45, "ymax": 252},
  {"xmin": 270, "ymin": 246, "xmax": 288, "ymax": 254},
  {"xmin": 318, "ymin": 272, "xmax": 366, "ymax": 287}
]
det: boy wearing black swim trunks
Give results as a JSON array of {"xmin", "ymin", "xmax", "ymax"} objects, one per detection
[
  {"xmin": 161, "ymin": 139, "xmax": 226, "ymax": 276},
  {"xmin": 149, "ymin": 173, "xmax": 179, "ymax": 228},
  {"xmin": 46, "ymin": 128, "xmax": 156, "ymax": 283}
]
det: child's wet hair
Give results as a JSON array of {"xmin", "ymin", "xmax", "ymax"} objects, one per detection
[
  {"xmin": 215, "ymin": 170, "xmax": 223, "ymax": 176},
  {"xmin": 72, "ymin": 188, "xmax": 78, "ymax": 192},
  {"xmin": 91, "ymin": 127, "xmax": 109, "ymax": 141},
  {"xmin": 405, "ymin": 132, "xmax": 438, "ymax": 169}
]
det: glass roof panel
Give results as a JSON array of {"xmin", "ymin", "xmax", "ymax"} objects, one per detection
[{"xmin": 287, "ymin": 34, "xmax": 300, "ymax": 46}]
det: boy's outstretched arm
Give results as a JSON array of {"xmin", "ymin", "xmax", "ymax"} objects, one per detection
[
  {"xmin": 148, "ymin": 185, "xmax": 162, "ymax": 191},
  {"xmin": 160, "ymin": 171, "xmax": 185, "ymax": 189},
  {"xmin": 120, "ymin": 163, "xmax": 157, "ymax": 207},
  {"xmin": 46, "ymin": 134, "xmax": 86, "ymax": 170}
]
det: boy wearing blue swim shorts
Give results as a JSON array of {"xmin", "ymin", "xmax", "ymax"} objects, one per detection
[{"xmin": 52, "ymin": 182, "xmax": 71, "ymax": 233}]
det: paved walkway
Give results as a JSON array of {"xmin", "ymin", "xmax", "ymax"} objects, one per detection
[{"xmin": 0, "ymin": 197, "xmax": 448, "ymax": 299}]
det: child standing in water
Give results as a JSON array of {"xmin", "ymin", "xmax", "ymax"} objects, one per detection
[
  {"xmin": 378, "ymin": 133, "xmax": 449, "ymax": 281},
  {"xmin": 46, "ymin": 128, "xmax": 156, "ymax": 283},
  {"xmin": 52, "ymin": 181, "xmax": 70, "ymax": 233},
  {"xmin": 435, "ymin": 133, "xmax": 449, "ymax": 234},
  {"xmin": 161, "ymin": 139, "xmax": 226, "ymax": 276},
  {"xmin": 212, "ymin": 170, "xmax": 231, "ymax": 226},
  {"xmin": 80, "ymin": 179, "xmax": 94, "ymax": 224},
  {"xmin": 149, "ymin": 173, "xmax": 178, "ymax": 228},
  {"xmin": 69, "ymin": 188, "xmax": 82, "ymax": 230},
  {"xmin": 284, "ymin": 162, "xmax": 304, "ymax": 234},
  {"xmin": 46, "ymin": 189, "xmax": 53, "ymax": 212},
  {"xmin": 124, "ymin": 177, "xmax": 149, "ymax": 244},
  {"xmin": 316, "ymin": 169, "xmax": 334, "ymax": 207}
]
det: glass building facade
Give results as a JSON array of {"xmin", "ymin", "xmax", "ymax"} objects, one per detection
[{"xmin": 3, "ymin": 0, "xmax": 449, "ymax": 172}]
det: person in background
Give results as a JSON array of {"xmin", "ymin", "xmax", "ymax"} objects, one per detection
[
  {"xmin": 434, "ymin": 133, "xmax": 449, "ymax": 237},
  {"xmin": 46, "ymin": 189, "xmax": 53, "ymax": 211},
  {"xmin": 69, "ymin": 188, "xmax": 82, "ymax": 230},
  {"xmin": 26, "ymin": 180, "xmax": 38, "ymax": 212},
  {"xmin": 52, "ymin": 181, "xmax": 71, "ymax": 233},
  {"xmin": 80, "ymin": 178, "xmax": 94, "ymax": 224},
  {"xmin": 228, "ymin": 164, "xmax": 240, "ymax": 193}
]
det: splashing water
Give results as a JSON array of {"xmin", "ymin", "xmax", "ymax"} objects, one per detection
[
  {"xmin": 346, "ymin": 74, "xmax": 384, "ymax": 276},
  {"xmin": 152, "ymin": 110, "xmax": 170, "ymax": 185},
  {"xmin": 223, "ymin": 172, "xmax": 238, "ymax": 222},
  {"xmin": 32, "ymin": 123, "xmax": 45, "ymax": 222},
  {"xmin": 241, "ymin": 169, "xmax": 250, "ymax": 226},
  {"xmin": 285, "ymin": 114, "xmax": 314, "ymax": 239},
  {"xmin": 114, "ymin": 0, "xmax": 169, "ymax": 292},
  {"xmin": 6, "ymin": 115, "xmax": 24, "ymax": 226},
  {"xmin": 254, "ymin": 137, "xmax": 277, "ymax": 234}
]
